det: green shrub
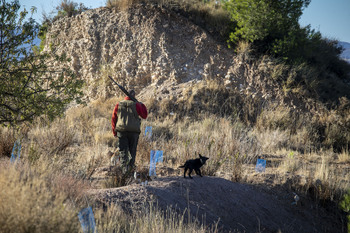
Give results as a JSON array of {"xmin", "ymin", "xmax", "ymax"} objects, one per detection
[
  {"xmin": 224, "ymin": 0, "xmax": 310, "ymax": 45},
  {"xmin": 340, "ymin": 189, "xmax": 350, "ymax": 233}
]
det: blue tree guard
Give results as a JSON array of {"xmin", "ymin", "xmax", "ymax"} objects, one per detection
[
  {"xmin": 149, "ymin": 150, "xmax": 157, "ymax": 176},
  {"xmin": 144, "ymin": 126, "xmax": 152, "ymax": 139},
  {"xmin": 255, "ymin": 159, "xmax": 266, "ymax": 173},
  {"xmin": 10, "ymin": 140, "xmax": 21, "ymax": 163},
  {"xmin": 155, "ymin": 150, "xmax": 163, "ymax": 163},
  {"xmin": 78, "ymin": 206, "xmax": 97, "ymax": 233}
]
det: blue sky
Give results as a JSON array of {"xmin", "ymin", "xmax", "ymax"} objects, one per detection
[
  {"xmin": 299, "ymin": 0, "xmax": 350, "ymax": 42},
  {"xmin": 19, "ymin": 0, "xmax": 350, "ymax": 43},
  {"xmin": 19, "ymin": 0, "xmax": 105, "ymax": 20}
]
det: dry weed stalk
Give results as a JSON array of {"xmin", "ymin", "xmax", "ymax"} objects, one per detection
[
  {"xmin": 338, "ymin": 149, "xmax": 350, "ymax": 163},
  {"xmin": 28, "ymin": 118, "xmax": 75, "ymax": 156}
]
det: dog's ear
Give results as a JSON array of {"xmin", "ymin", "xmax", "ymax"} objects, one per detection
[{"xmin": 199, "ymin": 153, "xmax": 202, "ymax": 158}]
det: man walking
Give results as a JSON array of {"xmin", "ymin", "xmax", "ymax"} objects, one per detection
[{"xmin": 111, "ymin": 90, "xmax": 148, "ymax": 176}]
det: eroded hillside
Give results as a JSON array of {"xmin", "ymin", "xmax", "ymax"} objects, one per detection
[{"xmin": 43, "ymin": 3, "xmax": 305, "ymax": 111}]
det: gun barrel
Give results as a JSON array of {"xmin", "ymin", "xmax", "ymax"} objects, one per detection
[{"xmin": 108, "ymin": 76, "xmax": 139, "ymax": 102}]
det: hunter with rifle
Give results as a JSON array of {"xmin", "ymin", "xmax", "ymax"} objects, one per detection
[{"xmin": 109, "ymin": 76, "xmax": 148, "ymax": 177}]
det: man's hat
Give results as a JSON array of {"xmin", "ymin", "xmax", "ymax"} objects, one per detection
[{"xmin": 129, "ymin": 89, "xmax": 135, "ymax": 97}]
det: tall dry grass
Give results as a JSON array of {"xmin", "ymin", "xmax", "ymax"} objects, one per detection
[
  {"xmin": 144, "ymin": 78, "xmax": 263, "ymax": 125},
  {"xmin": 29, "ymin": 94, "xmax": 348, "ymax": 196},
  {"xmin": 338, "ymin": 149, "xmax": 350, "ymax": 163},
  {"xmin": 2, "ymin": 88, "xmax": 348, "ymax": 231},
  {"xmin": 0, "ymin": 153, "xmax": 217, "ymax": 232},
  {"xmin": 95, "ymin": 203, "xmax": 218, "ymax": 233},
  {"xmin": 65, "ymin": 97, "xmax": 120, "ymax": 145},
  {"xmin": 255, "ymin": 101, "xmax": 350, "ymax": 153},
  {"xmin": 0, "ymin": 156, "xmax": 217, "ymax": 233},
  {"xmin": 28, "ymin": 118, "xmax": 75, "ymax": 157},
  {"xmin": 0, "ymin": 161, "xmax": 82, "ymax": 233},
  {"xmin": 136, "ymin": 115, "xmax": 261, "ymax": 182}
]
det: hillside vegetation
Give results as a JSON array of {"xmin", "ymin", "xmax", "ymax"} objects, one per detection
[{"xmin": 1, "ymin": 0, "xmax": 350, "ymax": 232}]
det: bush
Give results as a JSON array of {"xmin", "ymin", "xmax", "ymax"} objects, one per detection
[
  {"xmin": 28, "ymin": 119, "xmax": 75, "ymax": 157},
  {"xmin": 56, "ymin": 0, "xmax": 89, "ymax": 18},
  {"xmin": 340, "ymin": 189, "xmax": 350, "ymax": 233},
  {"xmin": 224, "ymin": 0, "xmax": 310, "ymax": 45},
  {"xmin": 0, "ymin": 128, "xmax": 16, "ymax": 159},
  {"xmin": 223, "ymin": 0, "xmax": 350, "ymax": 92}
]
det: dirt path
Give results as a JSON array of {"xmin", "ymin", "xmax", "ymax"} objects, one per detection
[{"xmin": 88, "ymin": 175, "xmax": 341, "ymax": 232}]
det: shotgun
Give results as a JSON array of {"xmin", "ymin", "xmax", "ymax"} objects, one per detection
[{"xmin": 108, "ymin": 76, "xmax": 139, "ymax": 103}]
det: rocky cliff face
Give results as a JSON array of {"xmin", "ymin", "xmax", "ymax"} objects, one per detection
[{"xmin": 44, "ymin": 3, "xmax": 286, "ymax": 107}]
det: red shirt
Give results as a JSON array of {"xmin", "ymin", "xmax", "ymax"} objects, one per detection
[{"xmin": 111, "ymin": 97, "xmax": 148, "ymax": 136}]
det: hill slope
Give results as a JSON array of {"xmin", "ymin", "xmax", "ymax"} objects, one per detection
[{"xmin": 44, "ymin": 5, "xmax": 234, "ymax": 96}]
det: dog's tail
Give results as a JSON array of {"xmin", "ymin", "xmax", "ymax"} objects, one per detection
[{"xmin": 178, "ymin": 165, "xmax": 185, "ymax": 168}]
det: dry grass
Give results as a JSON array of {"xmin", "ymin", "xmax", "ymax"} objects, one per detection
[
  {"xmin": 28, "ymin": 118, "xmax": 75, "ymax": 157},
  {"xmin": 278, "ymin": 152, "xmax": 301, "ymax": 174},
  {"xmin": 255, "ymin": 129, "xmax": 289, "ymax": 154},
  {"xmin": 263, "ymin": 149, "xmax": 350, "ymax": 205},
  {"xmin": 106, "ymin": 0, "xmax": 232, "ymax": 41},
  {"xmin": 0, "ymin": 161, "xmax": 81, "ymax": 233},
  {"xmin": 145, "ymin": 79, "xmax": 262, "ymax": 124},
  {"xmin": 95, "ymin": 202, "xmax": 218, "ymax": 233},
  {"xmin": 338, "ymin": 149, "xmax": 350, "ymax": 163},
  {"xmin": 235, "ymin": 40, "xmax": 252, "ymax": 58},
  {"xmin": 53, "ymin": 95, "xmax": 349, "ymax": 196},
  {"xmin": 137, "ymin": 116, "xmax": 260, "ymax": 182},
  {"xmin": 254, "ymin": 100, "xmax": 350, "ymax": 154},
  {"xmin": 2, "ymin": 88, "xmax": 349, "ymax": 231},
  {"xmin": 106, "ymin": 0, "xmax": 142, "ymax": 10}
]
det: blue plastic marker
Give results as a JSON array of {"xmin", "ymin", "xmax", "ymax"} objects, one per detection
[
  {"xmin": 10, "ymin": 140, "xmax": 21, "ymax": 163},
  {"xmin": 78, "ymin": 206, "xmax": 97, "ymax": 233},
  {"xmin": 149, "ymin": 150, "xmax": 156, "ymax": 176},
  {"xmin": 155, "ymin": 150, "xmax": 163, "ymax": 163},
  {"xmin": 145, "ymin": 126, "xmax": 152, "ymax": 139},
  {"xmin": 255, "ymin": 159, "xmax": 266, "ymax": 173}
]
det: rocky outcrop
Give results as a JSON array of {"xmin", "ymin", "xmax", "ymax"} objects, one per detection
[
  {"xmin": 44, "ymin": 3, "xmax": 298, "ymax": 108},
  {"xmin": 44, "ymin": 5, "xmax": 235, "ymax": 97}
]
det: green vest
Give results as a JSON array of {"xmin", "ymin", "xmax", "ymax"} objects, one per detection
[{"xmin": 115, "ymin": 100, "xmax": 141, "ymax": 133}]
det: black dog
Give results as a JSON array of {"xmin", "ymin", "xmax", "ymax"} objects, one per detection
[{"xmin": 179, "ymin": 154, "xmax": 209, "ymax": 179}]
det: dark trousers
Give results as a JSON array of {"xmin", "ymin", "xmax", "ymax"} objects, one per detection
[{"xmin": 116, "ymin": 131, "xmax": 140, "ymax": 173}]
